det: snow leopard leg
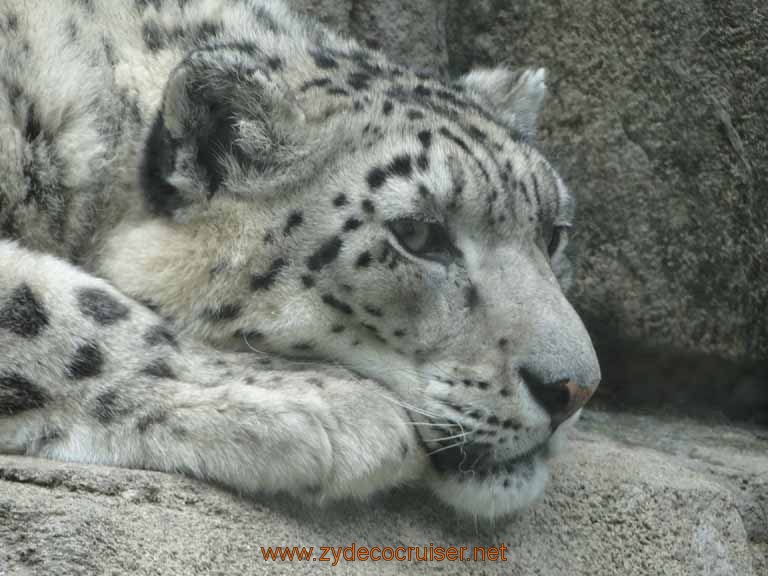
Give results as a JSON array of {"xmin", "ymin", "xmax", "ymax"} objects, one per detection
[{"xmin": 0, "ymin": 240, "xmax": 424, "ymax": 500}]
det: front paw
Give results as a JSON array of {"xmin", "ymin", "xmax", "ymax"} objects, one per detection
[{"xmin": 308, "ymin": 372, "xmax": 427, "ymax": 500}]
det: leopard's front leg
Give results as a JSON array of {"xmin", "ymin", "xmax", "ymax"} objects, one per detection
[{"xmin": 0, "ymin": 241, "xmax": 425, "ymax": 500}]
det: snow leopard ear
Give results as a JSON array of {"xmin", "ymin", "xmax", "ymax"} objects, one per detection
[
  {"xmin": 458, "ymin": 67, "xmax": 547, "ymax": 140},
  {"xmin": 142, "ymin": 50, "xmax": 306, "ymax": 217}
]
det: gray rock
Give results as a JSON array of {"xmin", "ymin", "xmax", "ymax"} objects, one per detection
[{"xmin": 1, "ymin": 410, "xmax": 765, "ymax": 575}]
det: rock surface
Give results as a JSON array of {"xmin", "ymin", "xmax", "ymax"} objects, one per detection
[
  {"xmin": 288, "ymin": 0, "xmax": 768, "ymax": 420},
  {"xmin": 1, "ymin": 410, "xmax": 765, "ymax": 575}
]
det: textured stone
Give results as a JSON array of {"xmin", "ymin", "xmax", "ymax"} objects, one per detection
[{"xmin": 1, "ymin": 410, "xmax": 764, "ymax": 575}]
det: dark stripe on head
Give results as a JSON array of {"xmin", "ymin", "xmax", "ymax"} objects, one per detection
[
  {"xmin": 321, "ymin": 294, "xmax": 354, "ymax": 315},
  {"xmin": 307, "ymin": 237, "xmax": 343, "ymax": 271},
  {"xmin": 251, "ymin": 257, "xmax": 288, "ymax": 291}
]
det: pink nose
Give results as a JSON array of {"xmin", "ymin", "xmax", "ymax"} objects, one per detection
[{"xmin": 521, "ymin": 368, "xmax": 600, "ymax": 430}]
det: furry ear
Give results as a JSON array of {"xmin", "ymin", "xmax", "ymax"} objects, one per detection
[
  {"xmin": 142, "ymin": 50, "xmax": 306, "ymax": 217},
  {"xmin": 458, "ymin": 67, "xmax": 547, "ymax": 140}
]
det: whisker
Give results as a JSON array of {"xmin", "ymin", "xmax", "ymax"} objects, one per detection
[
  {"xmin": 427, "ymin": 442, "xmax": 466, "ymax": 456},
  {"xmin": 431, "ymin": 430, "xmax": 473, "ymax": 443}
]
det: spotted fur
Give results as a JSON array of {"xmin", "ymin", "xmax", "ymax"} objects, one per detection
[{"xmin": 0, "ymin": 0, "xmax": 600, "ymax": 519}]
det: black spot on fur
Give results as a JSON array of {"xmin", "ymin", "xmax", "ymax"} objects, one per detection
[
  {"xmin": 327, "ymin": 86, "xmax": 349, "ymax": 96},
  {"xmin": 417, "ymin": 153, "xmax": 429, "ymax": 171},
  {"xmin": 418, "ymin": 184, "xmax": 431, "ymax": 198},
  {"xmin": 267, "ymin": 56, "xmax": 283, "ymax": 71},
  {"xmin": 348, "ymin": 72, "xmax": 371, "ymax": 90},
  {"xmin": 389, "ymin": 155, "xmax": 412, "ymax": 178},
  {"xmin": 414, "ymin": 85, "xmax": 432, "ymax": 98},
  {"xmin": 301, "ymin": 275, "xmax": 315, "ymax": 289},
  {"xmin": 251, "ymin": 258, "xmax": 287, "ymax": 291},
  {"xmin": 23, "ymin": 102, "xmax": 43, "ymax": 143},
  {"xmin": 364, "ymin": 305, "xmax": 383, "ymax": 318},
  {"xmin": 333, "ymin": 193, "xmax": 348, "ymax": 207},
  {"xmin": 67, "ymin": 343, "xmax": 104, "ymax": 380},
  {"xmin": 464, "ymin": 285, "xmax": 479, "ymax": 310},
  {"xmin": 394, "ymin": 329, "xmax": 406, "ymax": 338},
  {"xmin": 478, "ymin": 381, "xmax": 490, "ymax": 390},
  {"xmin": 361, "ymin": 199, "xmax": 375, "ymax": 214},
  {"xmin": 144, "ymin": 325, "xmax": 179, "ymax": 349},
  {"xmin": 203, "ymin": 303, "xmax": 242, "ymax": 321},
  {"xmin": 301, "ymin": 78, "xmax": 332, "ymax": 91},
  {"xmin": 502, "ymin": 419, "xmax": 519, "ymax": 430},
  {"xmin": 367, "ymin": 167, "xmax": 387, "ymax": 190},
  {"xmin": 92, "ymin": 389, "xmax": 124, "ymax": 424},
  {"xmin": 283, "ymin": 211, "xmax": 303, "ymax": 235},
  {"xmin": 382, "ymin": 100, "xmax": 393, "ymax": 115},
  {"xmin": 468, "ymin": 125, "xmax": 487, "ymax": 142},
  {"xmin": 331, "ymin": 324, "xmax": 346, "ymax": 333},
  {"xmin": 307, "ymin": 237, "xmax": 343, "ymax": 271},
  {"xmin": 195, "ymin": 21, "xmax": 221, "ymax": 42},
  {"xmin": 343, "ymin": 217, "xmax": 362, "ymax": 232},
  {"xmin": 142, "ymin": 20, "xmax": 164, "ymax": 51},
  {"xmin": 310, "ymin": 49, "xmax": 337, "ymax": 69},
  {"xmin": 321, "ymin": 294, "xmax": 353, "ymax": 315},
  {"xmin": 263, "ymin": 231, "xmax": 275, "ymax": 245},
  {"xmin": 498, "ymin": 337, "xmax": 509, "ymax": 349},
  {"xmin": 0, "ymin": 373, "xmax": 49, "ymax": 415},
  {"xmin": 417, "ymin": 130, "xmax": 432, "ymax": 149},
  {"xmin": 292, "ymin": 342, "xmax": 314, "ymax": 352},
  {"xmin": 136, "ymin": 410, "xmax": 168, "ymax": 433},
  {"xmin": 77, "ymin": 288, "xmax": 130, "ymax": 326},
  {"xmin": 407, "ymin": 109, "xmax": 425, "ymax": 121},
  {"xmin": 0, "ymin": 284, "xmax": 49, "ymax": 338},
  {"xmin": 141, "ymin": 360, "xmax": 176, "ymax": 379},
  {"xmin": 355, "ymin": 251, "xmax": 372, "ymax": 268}
]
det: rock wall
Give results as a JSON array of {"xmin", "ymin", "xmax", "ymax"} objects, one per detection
[{"xmin": 290, "ymin": 0, "xmax": 768, "ymax": 421}]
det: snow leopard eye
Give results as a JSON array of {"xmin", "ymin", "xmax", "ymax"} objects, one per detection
[
  {"xmin": 388, "ymin": 218, "xmax": 454, "ymax": 262},
  {"xmin": 548, "ymin": 225, "xmax": 570, "ymax": 259}
]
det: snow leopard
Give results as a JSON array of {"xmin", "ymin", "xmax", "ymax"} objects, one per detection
[{"xmin": 0, "ymin": 0, "xmax": 600, "ymax": 519}]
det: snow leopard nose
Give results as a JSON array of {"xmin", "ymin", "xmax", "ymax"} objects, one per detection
[{"xmin": 520, "ymin": 367, "xmax": 599, "ymax": 430}]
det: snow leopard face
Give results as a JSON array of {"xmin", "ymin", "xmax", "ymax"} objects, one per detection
[{"xmin": 102, "ymin": 39, "xmax": 599, "ymax": 517}]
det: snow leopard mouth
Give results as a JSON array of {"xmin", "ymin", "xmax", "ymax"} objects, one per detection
[{"xmin": 427, "ymin": 438, "xmax": 551, "ymax": 479}]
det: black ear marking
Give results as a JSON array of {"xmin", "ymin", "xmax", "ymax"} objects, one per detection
[
  {"xmin": 195, "ymin": 101, "xmax": 241, "ymax": 195},
  {"xmin": 141, "ymin": 114, "xmax": 185, "ymax": 216},
  {"xmin": 143, "ymin": 53, "xmax": 299, "ymax": 217}
]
